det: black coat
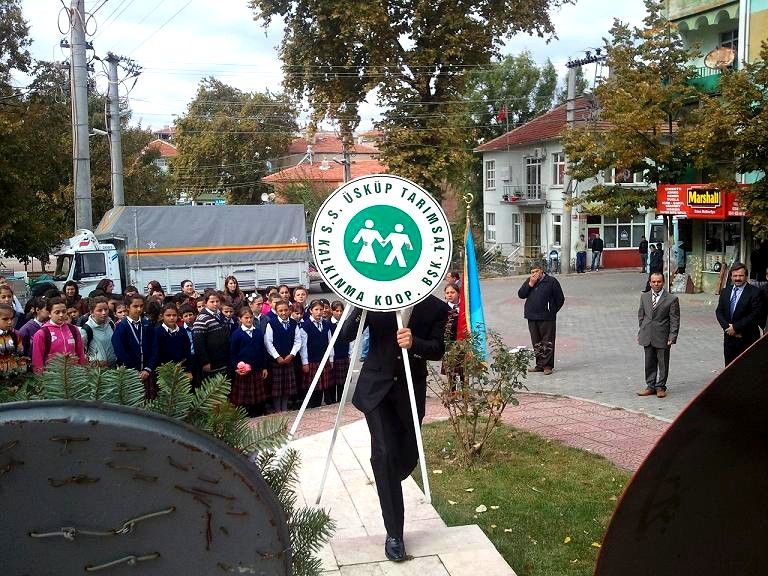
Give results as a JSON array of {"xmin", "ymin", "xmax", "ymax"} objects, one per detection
[
  {"xmin": 518, "ymin": 274, "xmax": 565, "ymax": 321},
  {"xmin": 340, "ymin": 295, "xmax": 449, "ymax": 417},
  {"xmin": 716, "ymin": 282, "xmax": 763, "ymax": 364}
]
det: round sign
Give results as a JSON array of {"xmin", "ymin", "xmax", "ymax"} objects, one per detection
[{"xmin": 312, "ymin": 174, "xmax": 452, "ymax": 312}]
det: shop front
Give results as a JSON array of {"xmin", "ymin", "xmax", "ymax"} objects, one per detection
[{"xmin": 657, "ymin": 184, "xmax": 748, "ymax": 293}]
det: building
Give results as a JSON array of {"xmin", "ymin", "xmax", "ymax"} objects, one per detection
[
  {"xmin": 144, "ymin": 138, "xmax": 177, "ymax": 174},
  {"xmin": 276, "ymin": 132, "xmax": 380, "ymax": 170},
  {"xmin": 262, "ymin": 159, "xmax": 387, "ymax": 196},
  {"xmin": 475, "ymin": 97, "xmax": 659, "ymax": 270}
]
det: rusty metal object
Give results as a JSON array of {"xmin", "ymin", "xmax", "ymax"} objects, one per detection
[
  {"xmin": 596, "ymin": 336, "xmax": 768, "ymax": 575},
  {"xmin": 0, "ymin": 401, "xmax": 291, "ymax": 575}
]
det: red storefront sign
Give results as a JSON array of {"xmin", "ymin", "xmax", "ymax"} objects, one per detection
[{"xmin": 657, "ymin": 184, "xmax": 746, "ymax": 219}]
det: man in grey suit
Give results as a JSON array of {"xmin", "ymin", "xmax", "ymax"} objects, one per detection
[{"xmin": 637, "ymin": 272, "xmax": 680, "ymax": 398}]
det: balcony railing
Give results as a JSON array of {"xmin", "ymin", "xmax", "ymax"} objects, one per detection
[
  {"xmin": 689, "ymin": 66, "xmax": 722, "ymax": 93},
  {"xmin": 501, "ymin": 184, "xmax": 545, "ymax": 203}
]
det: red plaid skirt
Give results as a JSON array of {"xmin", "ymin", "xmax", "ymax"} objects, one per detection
[
  {"xmin": 270, "ymin": 361, "xmax": 297, "ymax": 397},
  {"xmin": 331, "ymin": 357, "xmax": 350, "ymax": 389},
  {"xmin": 304, "ymin": 361, "xmax": 332, "ymax": 391},
  {"xmin": 229, "ymin": 371, "xmax": 267, "ymax": 406}
]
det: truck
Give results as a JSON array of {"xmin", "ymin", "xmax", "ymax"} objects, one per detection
[{"xmin": 52, "ymin": 205, "xmax": 309, "ymax": 295}]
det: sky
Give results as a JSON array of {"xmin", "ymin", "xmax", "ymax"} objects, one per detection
[{"xmin": 18, "ymin": 0, "xmax": 648, "ymax": 134}]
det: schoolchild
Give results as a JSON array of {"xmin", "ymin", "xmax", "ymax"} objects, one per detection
[
  {"xmin": 220, "ymin": 298, "xmax": 238, "ymax": 330},
  {"xmin": 0, "ymin": 303, "xmax": 27, "ymax": 378},
  {"xmin": 0, "ymin": 284, "xmax": 25, "ymax": 330},
  {"xmin": 80, "ymin": 296, "xmax": 116, "ymax": 367},
  {"xmin": 264, "ymin": 300, "xmax": 301, "ymax": 412},
  {"xmin": 268, "ymin": 294, "xmax": 283, "ymax": 319},
  {"xmin": 230, "ymin": 308, "xmax": 269, "ymax": 416},
  {"xmin": 442, "ymin": 284, "xmax": 462, "ymax": 388},
  {"xmin": 320, "ymin": 298, "xmax": 332, "ymax": 321},
  {"xmin": 178, "ymin": 303, "xmax": 198, "ymax": 386},
  {"xmin": 154, "ymin": 303, "xmax": 192, "ymax": 376},
  {"xmin": 248, "ymin": 294, "xmax": 269, "ymax": 333},
  {"xmin": 290, "ymin": 303, "xmax": 306, "ymax": 408},
  {"xmin": 192, "ymin": 290, "xmax": 231, "ymax": 379},
  {"xmin": 66, "ymin": 306, "xmax": 80, "ymax": 324},
  {"xmin": 302, "ymin": 299, "xmax": 334, "ymax": 408},
  {"xmin": 31, "ymin": 296, "xmax": 87, "ymax": 373},
  {"xmin": 18, "ymin": 298, "xmax": 49, "ymax": 358},
  {"xmin": 111, "ymin": 294, "xmax": 157, "ymax": 398},
  {"xmin": 292, "ymin": 286, "xmax": 309, "ymax": 313},
  {"xmin": 114, "ymin": 302, "xmax": 128, "ymax": 323},
  {"xmin": 278, "ymin": 284, "xmax": 292, "ymax": 303},
  {"xmin": 195, "ymin": 296, "xmax": 206, "ymax": 314},
  {"xmin": 330, "ymin": 300, "xmax": 351, "ymax": 403},
  {"xmin": 145, "ymin": 299, "xmax": 162, "ymax": 326}
]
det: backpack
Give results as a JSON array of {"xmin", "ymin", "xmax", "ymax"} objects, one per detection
[
  {"xmin": 41, "ymin": 323, "xmax": 82, "ymax": 359},
  {"xmin": 81, "ymin": 320, "xmax": 115, "ymax": 351}
]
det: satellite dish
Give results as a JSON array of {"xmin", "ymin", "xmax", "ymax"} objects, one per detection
[
  {"xmin": 704, "ymin": 47, "xmax": 735, "ymax": 70},
  {"xmin": 260, "ymin": 192, "xmax": 270, "ymax": 202}
]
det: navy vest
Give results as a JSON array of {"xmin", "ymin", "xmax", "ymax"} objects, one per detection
[
  {"xmin": 269, "ymin": 317, "xmax": 297, "ymax": 357},
  {"xmin": 305, "ymin": 320, "xmax": 330, "ymax": 363}
]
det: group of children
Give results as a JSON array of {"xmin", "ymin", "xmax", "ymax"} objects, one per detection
[{"xmin": 0, "ymin": 277, "xmax": 352, "ymax": 417}]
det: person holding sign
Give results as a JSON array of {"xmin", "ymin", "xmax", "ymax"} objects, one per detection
[{"xmin": 340, "ymin": 296, "xmax": 448, "ymax": 562}]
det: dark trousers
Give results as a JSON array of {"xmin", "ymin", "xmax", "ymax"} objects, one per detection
[
  {"xmin": 723, "ymin": 334, "xmax": 758, "ymax": 366},
  {"xmin": 576, "ymin": 251, "xmax": 587, "ymax": 273},
  {"xmin": 364, "ymin": 389, "xmax": 421, "ymax": 540},
  {"xmin": 640, "ymin": 253, "xmax": 648, "ymax": 272},
  {"xmin": 528, "ymin": 320, "xmax": 557, "ymax": 369},
  {"xmin": 591, "ymin": 251, "xmax": 602, "ymax": 270},
  {"xmin": 644, "ymin": 345, "xmax": 670, "ymax": 390}
]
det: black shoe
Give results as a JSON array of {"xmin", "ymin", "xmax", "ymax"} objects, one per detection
[{"xmin": 385, "ymin": 535, "xmax": 406, "ymax": 562}]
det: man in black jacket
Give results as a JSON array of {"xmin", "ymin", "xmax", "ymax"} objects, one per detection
[
  {"xmin": 518, "ymin": 262, "xmax": 565, "ymax": 374},
  {"xmin": 591, "ymin": 233, "xmax": 604, "ymax": 271},
  {"xmin": 715, "ymin": 263, "xmax": 763, "ymax": 365},
  {"xmin": 340, "ymin": 295, "xmax": 448, "ymax": 562}
]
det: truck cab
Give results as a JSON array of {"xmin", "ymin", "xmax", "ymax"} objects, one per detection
[{"xmin": 53, "ymin": 230, "xmax": 123, "ymax": 295}]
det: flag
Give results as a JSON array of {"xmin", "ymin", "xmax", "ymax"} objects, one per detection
[
  {"xmin": 495, "ymin": 104, "xmax": 507, "ymax": 123},
  {"xmin": 456, "ymin": 223, "xmax": 488, "ymax": 361}
]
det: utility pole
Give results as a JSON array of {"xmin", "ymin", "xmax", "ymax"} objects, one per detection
[
  {"xmin": 70, "ymin": 0, "xmax": 93, "ymax": 231},
  {"xmin": 560, "ymin": 66, "xmax": 577, "ymax": 275},
  {"xmin": 342, "ymin": 149, "xmax": 352, "ymax": 183},
  {"xmin": 105, "ymin": 52, "xmax": 125, "ymax": 208}
]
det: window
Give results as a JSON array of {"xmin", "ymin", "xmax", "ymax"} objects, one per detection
[
  {"xmin": 512, "ymin": 213, "xmax": 521, "ymax": 244},
  {"xmin": 485, "ymin": 160, "xmax": 496, "ymax": 190},
  {"xmin": 552, "ymin": 152, "xmax": 566, "ymax": 186},
  {"xmin": 525, "ymin": 157, "xmax": 542, "ymax": 197},
  {"xmin": 600, "ymin": 168, "xmax": 615, "ymax": 184},
  {"xmin": 601, "ymin": 215, "xmax": 647, "ymax": 249},
  {"xmin": 720, "ymin": 29, "xmax": 738, "ymax": 52},
  {"xmin": 553, "ymin": 214, "xmax": 562, "ymax": 245},
  {"xmin": 705, "ymin": 221, "xmax": 740, "ymax": 253},
  {"xmin": 74, "ymin": 252, "xmax": 107, "ymax": 280},
  {"xmin": 486, "ymin": 212, "xmax": 496, "ymax": 241}
]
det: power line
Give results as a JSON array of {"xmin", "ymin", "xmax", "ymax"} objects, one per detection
[{"xmin": 129, "ymin": 0, "xmax": 194, "ymax": 55}]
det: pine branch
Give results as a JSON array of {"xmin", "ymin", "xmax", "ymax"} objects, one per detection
[
  {"xmin": 289, "ymin": 507, "xmax": 336, "ymax": 576},
  {"xmin": 40, "ymin": 355, "xmax": 89, "ymax": 400},
  {"xmin": 103, "ymin": 366, "xmax": 145, "ymax": 407},
  {"xmin": 151, "ymin": 362, "xmax": 194, "ymax": 419},
  {"xmin": 189, "ymin": 373, "xmax": 231, "ymax": 420},
  {"xmin": 243, "ymin": 416, "xmax": 288, "ymax": 453},
  {"xmin": 87, "ymin": 367, "xmax": 109, "ymax": 401},
  {"xmin": 202, "ymin": 402, "xmax": 253, "ymax": 450}
]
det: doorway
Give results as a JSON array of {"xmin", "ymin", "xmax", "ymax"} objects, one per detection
[{"xmin": 524, "ymin": 213, "xmax": 542, "ymax": 258}]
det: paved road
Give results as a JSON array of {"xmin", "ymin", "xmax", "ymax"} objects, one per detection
[{"xmin": 483, "ymin": 270, "xmax": 725, "ymax": 421}]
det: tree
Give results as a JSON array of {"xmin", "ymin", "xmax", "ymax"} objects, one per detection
[
  {"xmin": 250, "ymin": 0, "xmax": 571, "ymax": 198},
  {"xmin": 686, "ymin": 43, "xmax": 768, "ymax": 237},
  {"xmin": 171, "ymin": 78, "xmax": 298, "ymax": 205},
  {"xmin": 561, "ymin": 0, "xmax": 701, "ymax": 216},
  {"xmin": 0, "ymin": 0, "xmax": 30, "ymax": 86}
]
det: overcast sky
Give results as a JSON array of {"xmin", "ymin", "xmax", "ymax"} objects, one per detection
[{"xmin": 19, "ymin": 0, "xmax": 647, "ymax": 133}]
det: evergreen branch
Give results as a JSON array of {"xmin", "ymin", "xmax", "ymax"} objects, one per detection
[
  {"xmin": 202, "ymin": 402, "xmax": 253, "ymax": 450},
  {"xmin": 289, "ymin": 507, "xmax": 336, "ymax": 576},
  {"xmin": 40, "ymin": 355, "xmax": 89, "ymax": 400},
  {"xmin": 243, "ymin": 416, "xmax": 288, "ymax": 453},
  {"xmin": 189, "ymin": 373, "xmax": 231, "ymax": 417},
  {"xmin": 151, "ymin": 362, "xmax": 194, "ymax": 419},
  {"xmin": 103, "ymin": 366, "xmax": 145, "ymax": 406},
  {"xmin": 87, "ymin": 367, "xmax": 109, "ymax": 401}
]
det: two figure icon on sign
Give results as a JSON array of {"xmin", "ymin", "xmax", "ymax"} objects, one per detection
[{"xmin": 352, "ymin": 219, "xmax": 413, "ymax": 268}]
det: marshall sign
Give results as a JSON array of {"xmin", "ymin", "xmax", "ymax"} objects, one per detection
[{"xmin": 657, "ymin": 184, "xmax": 746, "ymax": 219}]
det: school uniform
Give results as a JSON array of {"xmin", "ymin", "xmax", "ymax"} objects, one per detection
[
  {"xmin": 291, "ymin": 316, "xmax": 305, "ymax": 408},
  {"xmin": 302, "ymin": 318, "xmax": 334, "ymax": 407},
  {"xmin": 182, "ymin": 322, "xmax": 198, "ymax": 386},
  {"xmin": 111, "ymin": 317, "xmax": 157, "ymax": 398},
  {"xmin": 330, "ymin": 318, "xmax": 351, "ymax": 403},
  {"xmin": 264, "ymin": 316, "xmax": 301, "ymax": 407},
  {"xmin": 230, "ymin": 325, "xmax": 269, "ymax": 409},
  {"xmin": 154, "ymin": 323, "xmax": 192, "ymax": 371}
]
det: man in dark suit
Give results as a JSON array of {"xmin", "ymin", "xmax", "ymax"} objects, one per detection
[
  {"xmin": 637, "ymin": 272, "xmax": 680, "ymax": 398},
  {"xmin": 341, "ymin": 295, "xmax": 448, "ymax": 562},
  {"xmin": 716, "ymin": 262, "xmax": 763, "ymax": 366}
]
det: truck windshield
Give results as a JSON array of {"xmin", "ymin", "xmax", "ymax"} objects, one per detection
[{"xmin": 54, "ymin": 255, "xmax": 72, "ymax": 281}]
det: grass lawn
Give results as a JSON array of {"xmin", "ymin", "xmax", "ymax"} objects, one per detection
[{"xmin": 414, "ymin": 421, "xmax": 631, "ymax": 576}]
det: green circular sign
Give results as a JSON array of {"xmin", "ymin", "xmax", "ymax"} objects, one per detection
[{"xmin": 343, "ymin": 206, "xmax": 422, "ymax": 281}]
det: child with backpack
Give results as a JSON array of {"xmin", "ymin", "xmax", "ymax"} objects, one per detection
[
  {"xmin": 17, "ymin": 297, "xmax": 49, "ymax": 358},
  {"xmin": 80, "ymin": 296, "xmax": 116, "ymax": 367},
  {"xmin": 31, "ymin": 297, "xmax": 87, "ymax": 373}
]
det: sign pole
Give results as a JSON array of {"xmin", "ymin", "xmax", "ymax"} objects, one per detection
[
  {"xmin": 287, "ymin": 304, "xmax": 352, "ymax": 441},
  {"xmin": 396, "ymin": 310, "xmax": 431, "ymax": 503},
  {"xmin": 315, "ymin": 309, "xmax": 368, "ymax": 504}
]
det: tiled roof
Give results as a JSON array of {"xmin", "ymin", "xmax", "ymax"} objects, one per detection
[
  {"xmin": 145, "ymin": 138, "xmax": 178, "ymax": 157},
  {"xmin": 288, "ymin": 135, "xmax": 379, "ymax": 155},
  {"xmin": 262, "ymin": 159, "xmax": 387, "ymax": 184},
  {"xmin": 474, "ymin": 96, "xmax": 608, "ymax": 152}
]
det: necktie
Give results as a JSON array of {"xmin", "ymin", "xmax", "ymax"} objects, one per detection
[
  {"xmin": 730, "ymin": 287, "xmax": 739, "ymax": 317},
  {"xmin": 652, "ymin": 291, "xmax": 659, "ymax": 310},
  {"xmin": 244, "ymin": 328, "xmax": 253, "ymax": 337},
  {"xmin": 283, "ymin": 322, "xmax": 289, "ymax": 330},
  {"xmin": 316, "ymin": 321, "xmax": 321, "ymax": 331}
]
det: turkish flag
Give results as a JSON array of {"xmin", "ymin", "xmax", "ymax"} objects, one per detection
[{"xmin": 495, "ymin": 105, "xmax": 507, "ymax": 123}]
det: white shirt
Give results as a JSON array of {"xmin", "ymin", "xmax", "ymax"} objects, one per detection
[
  {"xmin": 299, "ymin": 320, "xmax": 334, "ymax": 365},
  {"xmin": 264, "ymin": 321, "xmax": 301, "ymax": 360}
]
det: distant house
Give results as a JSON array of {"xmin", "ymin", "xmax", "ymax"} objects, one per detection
[
  {"xmin": 152, "ymin": 125, "xmax": 176, "ymax": 142},
  {"xmin": 475, "ymin": 96, "xmax": 656, "ymax": 269},
  {"xmin": 144, "ymin": 138, "xmax": 177, "ymax": 174},
  {"xmin": 275, "ymin": 132, "xmax": 379, "ymax": 170},
  {"xmin": 262, "ymin": 159, "xmax": 387, "ymax": 197}
]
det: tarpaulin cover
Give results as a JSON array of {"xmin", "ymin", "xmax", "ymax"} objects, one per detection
[{"xmin": 94, "ymin": 205, "xmax": 308, "ymax": 268}]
